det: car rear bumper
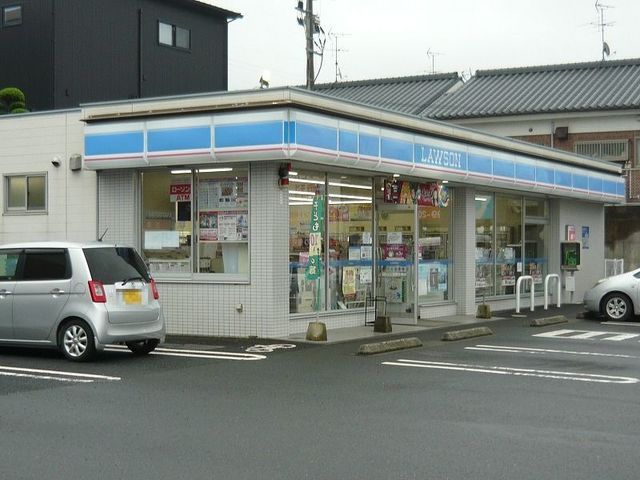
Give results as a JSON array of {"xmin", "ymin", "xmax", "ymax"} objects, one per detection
[{"xmin": 94, "ymin": 312, "xmax": 165, "ymax": 349}]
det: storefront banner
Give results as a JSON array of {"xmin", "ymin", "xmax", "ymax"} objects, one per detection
[
  {"xmin": 305, "ymin": 192, "xmax": 325, "ymax": 280},
  {"xmin": 383, "ymin": 180, "xmax": 449, "ymax": 207},
  {"xmin": 383, "ymin": 244, "xmax": 407, "ymax": 260},
  {"xmin": 170, "ymin": 183, "xmax": 191, "ymax": 202}
]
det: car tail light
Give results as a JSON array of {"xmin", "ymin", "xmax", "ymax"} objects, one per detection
[
  {"xmin": 88, "ymin": 280, "xmax": 107, "ymax": 303},
  {"xmin": 150, "ymin": 279, "xmax": 159, "ymax": 300}
]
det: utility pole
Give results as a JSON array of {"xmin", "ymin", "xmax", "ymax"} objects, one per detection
[{"xmin": 305, "ymin": 0, "xmax": 314, "ymax": 89}]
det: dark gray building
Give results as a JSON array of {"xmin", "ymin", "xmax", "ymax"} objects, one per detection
[{"xmin": 0, "ymin": 0, "xmax": 240, "ymax": 111}]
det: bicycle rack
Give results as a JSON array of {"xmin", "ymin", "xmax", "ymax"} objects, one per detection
[
  {"xmin": 515, "ymin": 275, "xmax": 534, "ymax": 313},
  {"xmin": 544, "ymin": 273, "xmax": 561, "ymax": 310},
  {"xmin": 364, "ymin": 294, "xmax": 387, "ymax": 327}
]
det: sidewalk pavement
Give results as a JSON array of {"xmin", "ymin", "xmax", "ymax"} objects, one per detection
[{"xmin": 283, "ymin": 303, "xmax": 587, "ymax": 345}]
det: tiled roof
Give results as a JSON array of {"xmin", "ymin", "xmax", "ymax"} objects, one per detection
[
  {"xmin": 312, "ymin": 73, "xmax": 461, "ymax": 116},
  {"xmin": 423, "ymin": 58, "xmax": 640, "ymax": 119}
]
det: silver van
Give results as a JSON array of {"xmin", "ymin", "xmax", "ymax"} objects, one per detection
[{"xmin": 0, "ymin": 242, "xmax": 165, "ymax": 361}]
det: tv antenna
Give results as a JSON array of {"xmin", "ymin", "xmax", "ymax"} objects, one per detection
[
  {"xmin": 330, "ymin": 32, "xmax": 350, "ymax": 82},
  {"xmin": 593, "ymin": 1, "xmax": 615, "ymax": 60},
  {"xmin": 427, "ymin": 48, "xmax": 443, "ymax": 74}
]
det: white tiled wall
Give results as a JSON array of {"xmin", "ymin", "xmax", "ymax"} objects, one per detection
[
  {"xmin": 0, "ymin": 110, "xmax": 97, "ymax": 244},
  {"xmin": 452, "ymin": 187, "xmax": 476, "ymax": 315},
  {"xmin": 98, "ymin": 162, "xmax": 290, "ymax": 338}
]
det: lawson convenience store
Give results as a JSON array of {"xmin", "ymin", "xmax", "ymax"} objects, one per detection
[{"xmin": 82, "ymin": 87, "xmax": 624, "ymax": 338}]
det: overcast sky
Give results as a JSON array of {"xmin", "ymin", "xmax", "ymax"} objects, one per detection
[{"xmin": 205, "ymin": 0, "xmax": 640, "ymax": 91}]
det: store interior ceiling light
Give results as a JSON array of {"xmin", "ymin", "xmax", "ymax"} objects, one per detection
[
  {"xmin": 328, "ymin": 182, "xmax": 372, "ymax": 190},
  {"xmin": 289, "ymin": 201, "xmax": 313, "ymax": 206},
  {"xmin": 328, "ymin": 200, "xmax": 372, "ymax": 205},
  {"xmin": 289, "ymin": 178, "xmax": 324, "ymax": 185},
  {"xmin": 288, "ymin": 196, "xmax": 314, "ymax": 202},
  {"xmin": 475, "ymin": 196, "xmax": 488, "ymax": 202},
  {"xmin": 393, "ymin": 173, "xmax": 400, "ymax": 178},
  {"xmin": 289, "ymin": 171, "xmax": 299, "ymax": 176},
  {"xmin": 289, "ymin": 190, "xmax": 371, "ymax": 201},
  {"xmin": 171, "ymin": 167, "xmax": 233, "ymax": 174}
]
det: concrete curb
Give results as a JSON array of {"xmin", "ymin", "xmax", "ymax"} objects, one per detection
[
  {"xmin": 441, "ymin": 326, "xmax": 493, "ymax": 341},
  {"xmin": 358, "ymin": 337, "xmax": 423, "ymax": 355},
  {"xmin": 530, "ymin": 315, "xmax": 568, "ymax": 327}
]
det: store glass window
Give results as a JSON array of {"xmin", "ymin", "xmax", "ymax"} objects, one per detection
[
  {"xmin": 418, "ymin": 197, "xmax": 452, "ymax": 303},
  {"xmin": 141, "ymin": 165, "xmax": 249, "ymax": 279},
  {"xmin": 475, "ymin": 193, "xmax": 494, "ymax": 298},
  {"xmin": 495, "ymin": 196, "xmax": 522, "ymax": 296},
  {"xmin": 196, "ymin": 168, "xmax": 249, "ymax": 275},
  {"xmin": 142, "ymin": 170, "xmax": 192, "ymax": 275},
  {"xmin": 289, "ymin": 171, "xmax": 326, "ymax": 314},
  {"xmin": 327, "ymin": 174, "xmax": 373, "ymax": 311},
  {"xmin": 525, "ymin": 198, "xmax": 549, "ymax": 292}
]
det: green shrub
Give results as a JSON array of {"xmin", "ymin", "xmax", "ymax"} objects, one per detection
[
  {"xmin": 0, "ymin": 87, "xmax": 25, "ymax": 105},
  {"xmin": 9, "ymin": 108, "xmax": 28, "ymax": 114},
  {"xmin": 9, "ymin": 101, "xmax": 25, "ymax": 111}
]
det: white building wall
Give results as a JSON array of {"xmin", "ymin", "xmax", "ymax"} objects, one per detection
[
  {"xmin": 97, "ymin": 162, "xmax": 291, "ymax": 339},
  {"xmin": 0, "ymin": 110, "xmax": 96, "ymax": 243},
  {"xmin": 454, "ymin": 110, "xmax": 640, "ymax": 137},
  {"xmin": 555, "ymin": 199, "xmax": 605, "ymax": 304},
  {"xmin": 453, "ymin": 187, "xmax": 476, "ymax": 315}
]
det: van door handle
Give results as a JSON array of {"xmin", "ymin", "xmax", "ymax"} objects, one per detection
[
  {"xmin": 50, "ymin": 288, "xmax": 65, "ymax": 295},
  {"xmin": 0, "ymin": 289, "xmax": 12, "ymax": 295}
]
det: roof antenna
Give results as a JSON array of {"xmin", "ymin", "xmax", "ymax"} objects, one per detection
[
  {"xmin": 593, "ymin": 1, "xmax": 615, "ymax": 60},
  {"xmin": 98, "ymin": 227, "xmax": 109, "ymax": 242}
]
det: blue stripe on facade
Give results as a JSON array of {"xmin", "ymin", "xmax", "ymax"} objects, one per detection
[
  {"xmin": 589, "ymin": 176, "xmax": 603, "ymax": 193},
  {"xmin": 573, "ymin": 174, "xmax": 589, "ymax": 190},
  {"xmin": 556, "ymin": 171, "xmax": 572, "ymax": 188},
  {"xmin": 147, "ymin": 126, "xmax": 210, "ymax": 152},
  {"xmin": 85, "ymin": 132, "xmax": 144, "ymax": 156},
  {"xmin": 215, "ymin": 121, "xmax": 284, "ymax": 148},
  {"xmin": 617, "ymin": 182, "xmax": 626, "ymax": 196},
  {"xmin": 468, "ymin": 153, "xmax": 492, "ymax": 175},
  {"xmin": 515, "ymin": 163, "xmax": 536, "ymax": 182},
  {"xmin": 339, "ymin": 130, "xmax": 358, "ymax": 154},
  {"xmin": 296, "ymin": 122, "xmax": 337, "ymax": 151},
  {"xmin": 493, "ymin": 159, "xmax": 514, "ymax": 179},
  {"xmin": 359, "ymin": 134, "xmax": 379, "ymax": 157},
  {"xmin": 381, "ymin": 137, "xmax": 413, "ymax": 162},
  {"xmin": 602, "ymin": 180, "xmax": 618, "ymax": 195},
  {"xmin": 536, "ymin": 167, "xmax": 554, "ymax": 185}
]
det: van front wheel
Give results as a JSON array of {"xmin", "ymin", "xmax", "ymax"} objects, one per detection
[{"xmin": 126, "ymin": 339, "xmax": 160, "ymax": 355}]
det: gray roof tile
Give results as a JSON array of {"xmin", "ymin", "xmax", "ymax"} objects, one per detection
[
  {"xmin": 423, "ymin": 58, "xmax": 640, "ymax": 119},
  {"xmin": 313, "ymin": 73, "xmax": 461, "ymax": 115}
]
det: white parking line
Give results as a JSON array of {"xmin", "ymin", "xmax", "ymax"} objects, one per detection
[
  {"xmin": 382, "ymin": 359, "xmax": 639, "ymax": 384},
  {"xmin": 0, "ymin": 365, "xmax": 121, "ymax": 383},
  {"xmin": 105, "ymin": 345, "xmax": 266, "ymax": 361},
  {"xmin": 533, "ymin": 329, "xmax": 640, "ymax": 341},
  {"xmin": 466, "ymin": 344, "xmax": 640, "ymax": 359},
  {"xmin": 603, "ymin": 322, "xmax": 640, "ymax": 327}
]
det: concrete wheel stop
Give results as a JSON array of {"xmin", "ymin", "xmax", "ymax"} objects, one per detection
[
  {"xmin": 441, "ymin": 326, "xmax": 493, "ymax": 341},
  {"xmin": 358, "ymin": 337, "xmax": 422, "ymax": 355},
  {"xmin": 529, "ymin": 315, "xmax": 567, "ymax": 327}
]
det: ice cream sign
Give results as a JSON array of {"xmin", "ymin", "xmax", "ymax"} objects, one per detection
[{"xmin": 170, "ymin": 183, "xmax": 191, "ymax": 202}]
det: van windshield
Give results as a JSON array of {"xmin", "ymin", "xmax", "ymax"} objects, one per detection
[{"xmin": 83, "ymin": 247, "xmax": 150, "ymax": 284}]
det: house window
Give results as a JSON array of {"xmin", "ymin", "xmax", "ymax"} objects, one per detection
[
  {"xmin": 158, "ymin": 21, "xmax": 190, "ymax": 50},
  {"xmin": 575, "ymin": 140, "xmax": 629, "ymax": 162},
  {"xmin": 5, "ymin": 174, "xmax": 46, "ymax": 212},
  {"xmin": 2, "ymin": 5, "xmax": 22, "ymax": 27}
]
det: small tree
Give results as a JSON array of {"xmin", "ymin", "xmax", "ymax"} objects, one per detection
[{"xmin": 0, "ymin": 87, "xmax": 28, "ymax": 114}]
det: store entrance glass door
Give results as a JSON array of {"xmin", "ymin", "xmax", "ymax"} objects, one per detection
[{"xmin": 376, "ymin": 204, "xmax": 416, "ymax": 324}]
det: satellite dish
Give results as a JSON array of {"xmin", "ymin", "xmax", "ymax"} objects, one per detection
[{"xmin": 603, "ymin": 41, "xmax": 611, "ymax": 56}]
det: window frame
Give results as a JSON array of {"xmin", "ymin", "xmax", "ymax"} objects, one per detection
[
  {"xmin": 157, "ymin": 20, "xmax": 191, "ymax": 51},
  {"xmin": 574, "ymin": 139, "xmax": 629, "ymax": 162},
  {"xmin": 140, "ymin": 165, "xmax": 250, "ymax": 283},
  {"xmin": 2, "ymin": 5, "xmax": 22, "ymax": 27},
  {"xmin": 4, "ymin": 173, "xmax": 47, "ymax": 213}
]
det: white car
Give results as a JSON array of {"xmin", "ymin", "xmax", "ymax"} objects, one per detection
[
  {"xmin": 0, "ymin": 242, "xmax": 165, "ymax": 361},
  {"xmin": 583, "ymin": 269, "xmax": 640, "ymax": 322}
]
